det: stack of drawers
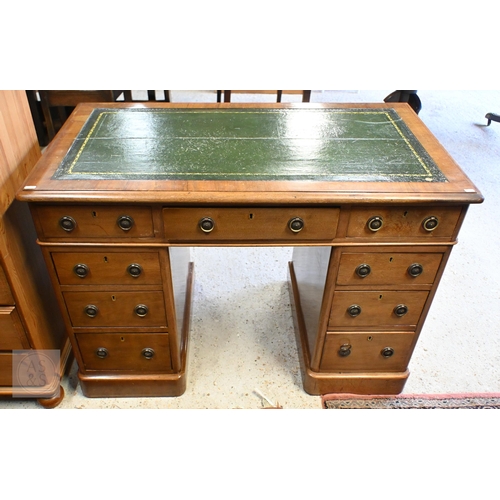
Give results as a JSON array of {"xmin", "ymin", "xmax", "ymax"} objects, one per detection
[
  {"xmin": 0, "ymin": 264, "xmax": 30, "ymax": 353},
  {"xmin": 32, "ymin": 204, "xmax": 190, "ymax": 398},
  {"xmin": 291, "ymin": 204, "xmax": 466, "ymax": 395}
]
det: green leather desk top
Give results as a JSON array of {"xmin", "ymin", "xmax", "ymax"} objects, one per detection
[{"xmin": 53, "ymin": 107, "xmax": 447, "ymax": 183}]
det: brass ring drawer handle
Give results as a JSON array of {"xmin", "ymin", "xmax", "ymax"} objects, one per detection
[
  {"xmin": 134, "ymin": 304, "xmax": 149, "ymax": 317},
  {"xmin": 393, "ymin": 304, "xmax": 408, "ymax": 317},
  {"xmin": 199, "ymin": 217, "xmax": 215, "ymax": 233},
  {"xmin": 381, "ymin": 347, "xmax": 395, "ymax": 358},
  {"xmin": 288, "ymin": 217, "xmax": 304, "ymax": 233},
  {"xmin": 59, "ymin": 216, "xmax": 77, "ymax": 232},
  {"xmin": 407, "ymin": 263, "xmax": 424, "ymax": 277},
  {"xmin": 338, "ymin": 343, "xmax": 352, "ymax": 357},
  {"xmin": 347, "ymin": 304, "xmax": 362, "ymax": 317},
  {"xmin": 422, "ymin": 216, "xmax": 439, "ymax": 232},
  {"xmin": 96, "ymin": 347, "xmax": 108, "ymax": 358},
  {"xmin": 142, "ymin": 348, "xmax": 155, "ymax": 359},
  {"xmin": 85, "ymin": 304, "xmax": 99, "ymax": 317},
  {"xmin": 127, "ymin": 263, "xmax": 143, "ymax": 278},
  {"xmin": 117, "ymin": 215, "xmax": 134, "ymax": 231},
  {"xmin": 367, "ymin": 215, "xmax": 383, "ymax": 232},
  {"xmin": 74, "ymin": 263, "xmax": 89, "ymax": 278},
  {"xmin": 356, "ymin": 263, "xmax": 371, "ymax": 278}
]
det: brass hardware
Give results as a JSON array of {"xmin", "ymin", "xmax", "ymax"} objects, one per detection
[
  {"xmin": 134, "ymin": 304, "xmax": 149, "ymax": 317},
  {"xmin": 381, "ymin": 347, "xmax": 395, "ymax": 358},
  {"xmin": 393, "ymin": 304, "xmax": 408, "ymax": 317},
  {"xmin": 84, "ymin": 304, "xmax": 99, "ymax": 318},
  {"xmin": 59, "ymin": 216, "xmax": 77, "ymax": 232},
  {"xmin": 347, "ymin": 304, "xmax": 362, "ymax": 317},
  {"xmin": 422, "ymin": 215, "xmax": 439, "ymax": 232},
  {"xmin": 117, "ymin": 215, "xmax": 134, "ymax": 231},
  {"xmin": 288, "ymin": 217, "xmax": 304, "ymax": 233},
  {"xmin": 367, "ymin": 215, "xmax": 383, "ymax": 232},
  {"xmin": 73, "ymin": 263, "xmax": 89, "ymax": 278},
  {"xmin": 127, "ymin": 263, "xmax": 143, "ymax": 278},
  {"xmin": 141, "ymin": 348, "xmax": 155, "ymax": 359},
  {"xmin": 338, "ymin": 343, "xmax": 352, "ymax": 357},
  {"xmin": 407, "ymin": 263, "xmax": 424, "ymax": 277},
  {"xmin": 96, "ymin": 347, "xmax": 108, "ymax": 359},
  {"xmin": 199, "ymin": 217, "xmax": 215, "ymax": 233},
  {"xmin": 356, "ymin": 263, "xmax": 371, "ymax": 278}
]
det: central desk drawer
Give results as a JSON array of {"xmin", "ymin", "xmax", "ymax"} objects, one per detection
[
  {"xmin": 52, "ymin": 251, "xmax": 162, "ymax": 285},
  {"xmin": 35, "ymin": 205, "xmax": 155, "ymax": 239},
  {"xmin": 163, "ymin": 207, "xmax": 340, "ymax": 241},
  {"xmin": 63, "ymin": 291, "xmax": 167, "ymax": 327},
  {"xmin": 329, "ymin": 290, "xmax": 429, "ymax": 328},
  {"xmin": 76, "ymin": 333, "xmax": 172, "ymax": 371}
]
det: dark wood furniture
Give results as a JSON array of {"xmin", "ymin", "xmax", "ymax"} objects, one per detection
[
  {"xmin": 0, "ymin": 91, "xmax": 69, "ymax": 407},
  {"xmin": 217, "ymin": 90, "xmax": 311, "ymax": 102},
  {"xmin": 17, "ymin": 102, "xmax": 483, "ymax": 398},
  {"xmin": 29, "ymin": 90, "xmax": 171, "ymax": 146}
]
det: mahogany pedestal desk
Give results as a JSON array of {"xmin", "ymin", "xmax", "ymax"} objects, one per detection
[{"xmin": 17, "ymin": 103, "xmax": 483, "ymax": 398}]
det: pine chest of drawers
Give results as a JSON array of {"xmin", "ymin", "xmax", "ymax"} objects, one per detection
[{"xmin": 17, "ymin": 103, "xmax": 483, "ymax": 397}]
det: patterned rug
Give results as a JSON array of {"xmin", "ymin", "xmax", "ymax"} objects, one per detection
[{"xmin": 323, "ymin": 393, "xmax": 500, "ymax": 409}]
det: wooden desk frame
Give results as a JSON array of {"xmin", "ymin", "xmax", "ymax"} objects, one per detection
[{"xmin": 17, "ymin": 103, "xmax": 483, "ymax": 399}]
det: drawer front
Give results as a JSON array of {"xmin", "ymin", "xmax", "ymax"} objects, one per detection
[
  {"xmin": 163, "ymin": 207, "xmax": 340, "ymax": 241},
  {"xmin": 76, "ymin": 333, "xmax": 172, "ymax": 371},
  {"xmin": 0, "ymin": 265, "xmax": 14, "ymax": 304},
  {"xmin": 36, "ymin": 205, "xmax": 154, "ymax": 239},
  {"xmin": 0, "ymin": 353, "xmax": 13, "ymax": 386},
  {"xmin": 337, "ymin": 252, "xmax": 443, "ymax": 286},
  {"xmin": 329, "ymin": 291, "xmax": 429, "ymax": 328},
  {"xmin": 347, "ymin": 206, "xmax": 462, "ymax": 239},
  {"xmin": 321, "ymin": 331, "xmax": 415, "ymax": 372},
  {"xmin": 63, "ymin": 291, "xmax": 167, "ymax": 327},
  {"xmin": 52, "ymin": 251, "xmax": 162, "ymax": 285},
  {"xmin": 0, "ymin": 307, "xmax": 30, "ymax": 350}
]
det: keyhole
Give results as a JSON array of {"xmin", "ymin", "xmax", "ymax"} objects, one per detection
[
  {"xmin": 92, "ymin": 211, "xmax": 97, "ymax": 217},
  {"xmin": 111, "ymin": 295, "xmax": 116, "ymax": 301},
  {"xmin": 379, "ymin": 294, "xmax": 383, "ymax": 299},
  {"xmin": 389, "ymin": 257, "xmax": 393, "ymax": 262},
  {"xmin": 104, "ymin": 256, "xmax": 108, "ymax": 263},
  {"xmin": 403, "ymin": 211, "xmax": 408, "ymax": 217},
  {"xmin": 367, "ymin": 336, "xmax": 373, "ymax": 341},
  {"xmin": 120, "ymin": 336, "xmax": 125, "ymax": 342},
  {"xmin": 249, "ymin": 213, "xmax": 254, "ymax": 219}
]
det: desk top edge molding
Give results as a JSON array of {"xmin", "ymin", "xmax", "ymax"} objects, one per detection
[{"xmin": 16, "ymin": 102, "xmax": 483, "ymax": 206}]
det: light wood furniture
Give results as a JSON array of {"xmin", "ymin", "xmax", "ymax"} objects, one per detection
[
  {"xmin": 0, "ymin": 91, "xmax": 69, "ymax": 407},
  {"xmin": 17, "ymin": 102, "xmax": 483, "ymax": 398}
]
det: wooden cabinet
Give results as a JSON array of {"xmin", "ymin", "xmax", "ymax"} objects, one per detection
[
  {"xmin": 17, "ymin": 103, "xmax": 483, "ymax": 398},
  {"xmin": 0, "ymin": 91, "xmax": 69, "ymax": 407}
]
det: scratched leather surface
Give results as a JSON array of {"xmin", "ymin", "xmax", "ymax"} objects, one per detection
[{"xmin": 53, "ymin": 108, "xmax": 447, "ymax": 182}]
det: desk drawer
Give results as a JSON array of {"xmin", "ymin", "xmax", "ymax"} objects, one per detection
[
  {"xmin": 76, "ymin": 333, "xmax": 172, "ymax": 371},
  {"xmin": 63, "ymin": 291, "xmax": 167, "ymax": 327},
  {"xmin": 35, "ymin": 205, "xmax": 155, "ymax": 239},
  {"xmin": 163, "ymin": 207, "xmax": 340, "ymax": 242},
  {"xmin": 347, "ymin": 206, "xmax": 462, "ymax": 239},
  {"xmin": 52, "ymin": 251, "xmax": 162, "ymax": 286},
  {"xmin": 336, "ymin": 251, "xmax": 443, "ymax": 286},
  {"xmin": 0, "ymin": 307, "xmax": 30, "ymax": 350},
  {"xmin": 321, "ymin": 331, "xmax": 414, "ymax": 372},
  {"xmin": 329, "ymin": 291, "xmax": 429, "ymax": 328},
  {"xmin": 0, "ymin": 266, "xmax": 14, "ymax": 304}
]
